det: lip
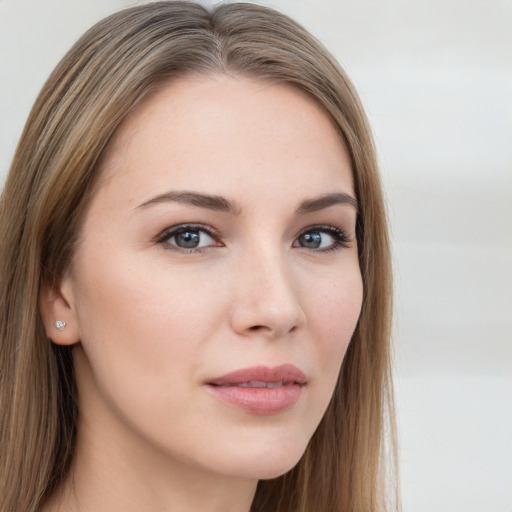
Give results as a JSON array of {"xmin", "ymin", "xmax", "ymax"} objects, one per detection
[{"xmin": 205, "ymin": 364, "xmax": 307, "ymax": 415}]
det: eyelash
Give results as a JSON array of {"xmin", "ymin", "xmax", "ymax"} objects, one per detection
[
  {"xmin": 294, "ymin": 224, "xmax": 351, "ymax": 252},
  {"xmin": 156, "ymin": 224, "xmax": 222, "ymax": 253},
  {"xmin": 155, "ymin": 224, "xmax": 351, "ymax": 253}
]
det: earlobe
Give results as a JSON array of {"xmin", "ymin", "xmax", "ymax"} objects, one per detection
[{"xmin": 39, "ymin": 275, "xmax": 80, "ymax": 346}]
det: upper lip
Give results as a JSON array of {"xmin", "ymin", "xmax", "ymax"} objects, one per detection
[{"xmin": 206, "ymin": 364, "xmax": 307, "ymax": 386}]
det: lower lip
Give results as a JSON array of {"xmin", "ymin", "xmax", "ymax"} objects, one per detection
[{"xmin": 206, "ymin": 384, "xmax": 304, "ymax": 415}]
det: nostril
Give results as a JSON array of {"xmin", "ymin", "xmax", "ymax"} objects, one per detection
[{"xmin": 247, "ymin": 324, "xmax": 299, "ymax": 335}]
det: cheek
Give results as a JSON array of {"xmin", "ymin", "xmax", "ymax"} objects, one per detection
[
  {"xmin": 71, "ymin": 253, "xmax": 227, "ymax": 403},
  {"xmin": 305, "ymin": 269, "xmax": 363, "ymax": 381},
  {"xmin": 70, "ymin": 254, "xmax": 237, "ymax": 468}
]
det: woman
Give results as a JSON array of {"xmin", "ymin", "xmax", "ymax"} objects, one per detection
[{"xmin": 0, "ymin": 2, "xmax": 397, "ymax": 511}]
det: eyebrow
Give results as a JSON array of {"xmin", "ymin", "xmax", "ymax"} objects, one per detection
[
  {"xmin": 296, "ymin": 193, "xmax": 359, "ymax": 214},
  {"xmin": 137, "ymin": 191, "xmax": 241, "ymax": 214},
  {"xmin": 137, "ymin": 190, "xmax": 358, "ymax": 215}
]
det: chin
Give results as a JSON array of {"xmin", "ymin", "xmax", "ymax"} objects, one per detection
[
  {"xmin": 253, "ymin": 457, "xmax": 303, "ymax": 481},
  {"xmin": 222, "ymin": 456, "xmax": 303, "ymax": 481},
  {"xmin": 211, "ymin": 432, "xmax": 309, "ymax": 481}
]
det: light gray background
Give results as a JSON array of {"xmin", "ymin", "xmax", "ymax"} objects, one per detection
[{"xmin": 1, "ymin": 1, "xmax": 511, "ymax": 510}]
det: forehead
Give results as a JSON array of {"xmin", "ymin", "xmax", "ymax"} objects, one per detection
[{"xmin": 94, "ymin": 74, "xmax": 353, "ymax": 206}]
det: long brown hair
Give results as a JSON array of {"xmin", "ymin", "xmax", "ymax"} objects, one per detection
[{"xmin": 0, "ymin": 2, "xmax": 397, "ymax": 511}]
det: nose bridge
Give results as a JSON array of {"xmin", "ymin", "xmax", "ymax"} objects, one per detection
[{"xmin": 230, "ymin": 242, "xmax": 306, "ymax": 337}]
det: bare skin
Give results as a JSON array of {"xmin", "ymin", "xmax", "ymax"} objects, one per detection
[{"xmin": 41, "ymin": 75, "xmax": 362, "ymax": 512}]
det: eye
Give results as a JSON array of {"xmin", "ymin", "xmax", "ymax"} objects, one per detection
[
  {"xmin": 157, "ymin": 225, "xmax": 221, "ymax": 252},
  {"xmin": 293, "ymin": 225, "xmax": 351, "ymax": 251}
]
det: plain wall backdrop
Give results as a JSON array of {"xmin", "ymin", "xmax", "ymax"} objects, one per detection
[{"xmin": 1, "ymin": 1, "xmax": 511, "ymax": 510}]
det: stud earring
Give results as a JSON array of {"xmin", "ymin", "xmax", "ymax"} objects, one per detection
[{"xmin": 55, "ymin": 320, "xmax": 66, "ymax": 331}]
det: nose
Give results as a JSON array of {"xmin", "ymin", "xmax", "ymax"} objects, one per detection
[{"xmin": 229, "ymin": 251, "xmax": 307, "ymax": 339}]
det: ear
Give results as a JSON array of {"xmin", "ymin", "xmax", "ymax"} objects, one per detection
[{"xmin": 39, "ymin": 273, "xmax": 81, "ymax": 346}]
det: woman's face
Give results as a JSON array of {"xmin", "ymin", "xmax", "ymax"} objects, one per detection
[{"xmin": 58, "ymin": 75, "xmax": 362, "ymax": 482}]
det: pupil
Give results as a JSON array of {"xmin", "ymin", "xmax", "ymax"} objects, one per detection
[
  {"xmin": 176, "ymin": 230, "xmax": 200, "ymax": 248},
  {"xmin": 301, "ymin": 232, "xmax": 321, "ymax": 248}
]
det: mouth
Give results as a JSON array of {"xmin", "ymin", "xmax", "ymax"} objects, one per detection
[
  {"xmin": 207, "ymin": 364, "xmax": 307, "ymax": 387},
  {"xmin": 217, "ymin": 380, "xmax": 293, "ymax": 388},
  {"xmin": 205, "ymin": 364, "xmax": 307, "ymax": 415}
]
